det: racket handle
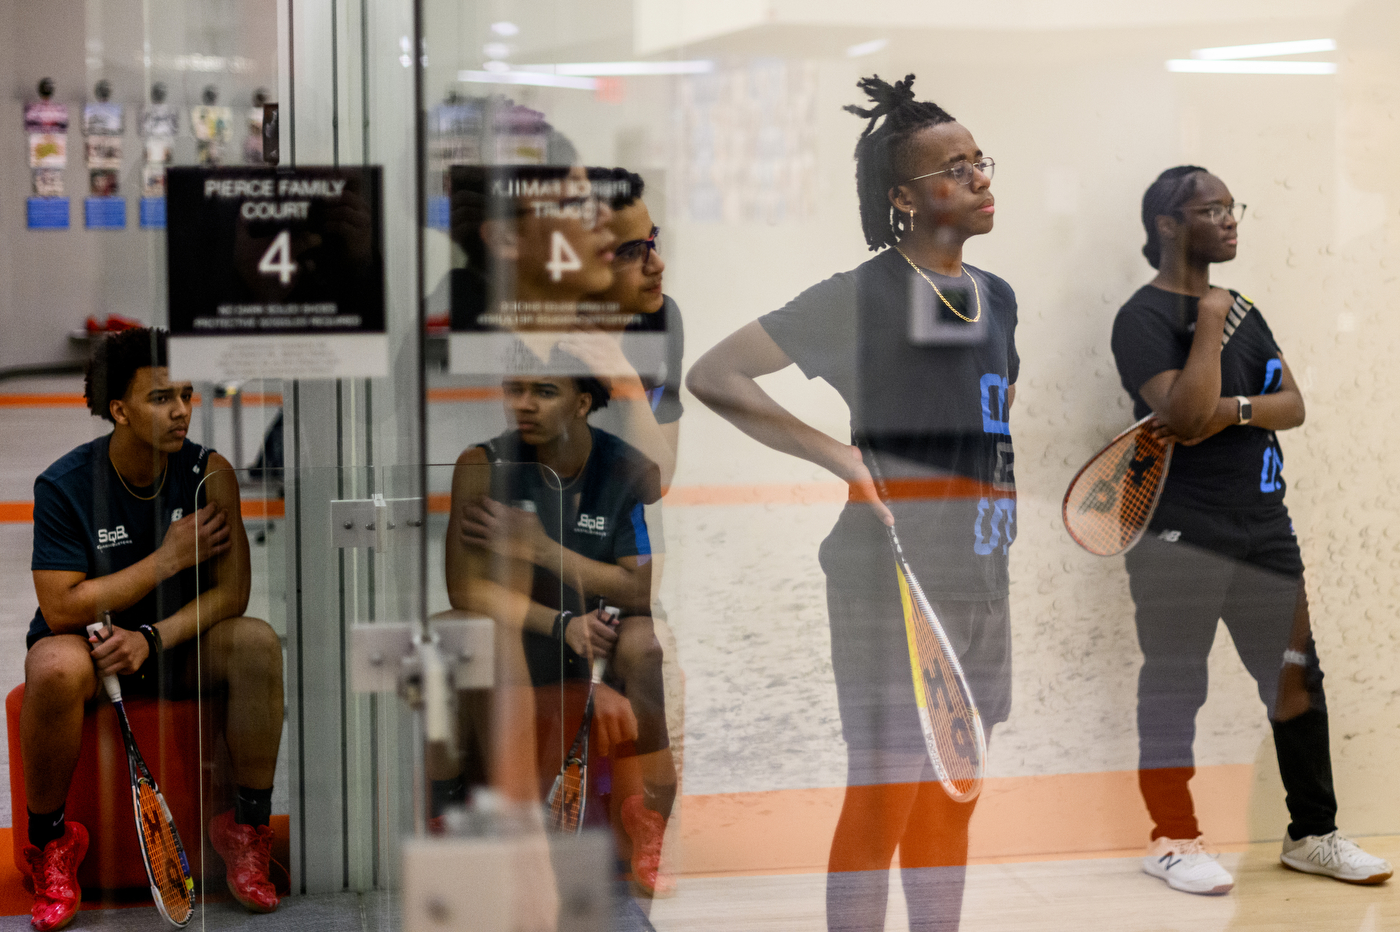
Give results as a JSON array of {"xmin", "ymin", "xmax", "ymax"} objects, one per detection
[
  {"xmin": 586, "ymin": 601, "xmax": 619, "ymax": 683},
  {"xmin": 85, "ymin": 621, "xmax": 122, "ymax": 703}
]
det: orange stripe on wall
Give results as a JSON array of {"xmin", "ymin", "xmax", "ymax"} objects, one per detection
[
  {"xmin": 427, "ymin": 386, "xmax": 503, "ymax": 403},
  {"xmin": 241, "ymin": 498, "xmax": 285, "ymax": 519},
  {"xmin": 663, "ymin": 483, "xmax": 847, "ymax": 507},
  {"xmin": 0, "ymin": 389, "xmax": 494, "ymax": 409},
  {"xmin": 1, "ymin": 484, "xmax": 1005, "ymax": 523},
  {"xmin": 0, "ymin": 394, "xmax": 87, "ymax": 408},
  {"xmin": 676, "ymin": 765, "xmax": 1254, "ymax": 877},
  {"xmin": 0, "ymin": 502, "xmax": 33, "ymax": 523}
]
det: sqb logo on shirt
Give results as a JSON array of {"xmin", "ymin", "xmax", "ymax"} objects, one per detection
[
  {"xmin": 97, "ymin": 525, "xmax": 131, "ymax": 549},
  {"xmin": 576, "ymin": 514, "xmax": 607, "ymax": 537}
]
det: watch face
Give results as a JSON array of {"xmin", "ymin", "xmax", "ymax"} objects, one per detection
[{"xmin": 1240, "ymin": 399, "xmax": 1252, "ymax": 422}]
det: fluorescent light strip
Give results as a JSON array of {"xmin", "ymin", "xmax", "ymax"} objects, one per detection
[
  {"xmin": 1192, "ymin": 38, "xmax": 1335, "ymax": 60},
  {"xmin": 519, "ymin": 60, "xmax": 714, "ymax": 77},
  {"xmin": 846, "ymin": 38, "xmax": 889, "ymax": 58},
  {"xmin": 457, "ymin": 69, "xmax": 597, "ymax": 90},
  {"xmin": 1167, "ymin": 59, "xmax": 1335, "ymax": 75}
]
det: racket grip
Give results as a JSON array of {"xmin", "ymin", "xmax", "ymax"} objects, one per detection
[
  {"xmin": 85, "ymin": 621, "xmax": 122, "ymax": 703},
  {"xmin": 590, "ymin": 655, "xmax": 607, "ymax": 684}
]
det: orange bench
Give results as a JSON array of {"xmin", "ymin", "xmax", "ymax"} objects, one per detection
[{"xmin": 5, "ymin": 683, "xmax": 288, "ymax": 894}]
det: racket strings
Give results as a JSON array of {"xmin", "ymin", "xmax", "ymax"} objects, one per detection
[
  {"xmin": 907, "ymin": 595, "xmax": 981, "ymax": 792},
  {"xmin": 896, "ymin": 565, "xmax": 984, "ymax": 799},
  {"xmin": 549, "ymin": 764, "xmax": 585, "ymax": 831},
  {"xmin": 137, "ymin": 783, "xmax": 193, "ymax": 922},
  {"xmin": 1063, "ymin": 427, "xmax": 1170, "ymax": 555}
]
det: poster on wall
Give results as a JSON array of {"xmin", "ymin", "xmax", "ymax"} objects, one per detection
[
  {"xmin": 166, "ymin": 166, "xmax": 387, "ymax": 381},
  {"xmin": 25, "ymin": 98, "xmax": 69, "ymax": 228}
]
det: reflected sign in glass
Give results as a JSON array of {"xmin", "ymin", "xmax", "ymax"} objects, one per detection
[{"xmin": 446, "ymin": 164, "xmax": 668, "ymax": 380}]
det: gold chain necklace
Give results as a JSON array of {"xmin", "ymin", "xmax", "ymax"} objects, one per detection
[
  {"xmin": 540, "ymin": 445, "xmax": 591, "ymax": 493},
  {"xmin": 894, "ymin": 248, "xmax": 982, "ymax": 323},
  {"xmin": 109, "ymin": 453, "xmax": 167, "ymax": 501}
]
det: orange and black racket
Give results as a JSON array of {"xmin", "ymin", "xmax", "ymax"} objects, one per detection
[
  {"xmin": 88, "ymin": 622, "xmax": 196, "ymax": 927},
  {"xmin": 1062, "ymin": 416, "xmax": 1174, "ymax": 556},
  {"xmin": 545, "ymin": 603, "xmax": 618, "ymax": 832},
  {"xmin": 860, "ymin": 446, "xmax": 986, "ymax": 802}
]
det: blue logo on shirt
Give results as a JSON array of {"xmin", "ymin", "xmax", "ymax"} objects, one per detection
[
  {"xmin": 1262, "ymin": 359, "xmax": 1283, "ymax": 394},
  {"xmin": 1260, "ymin": 447, "xmax": 1283, "ymax": 493},
  {"xmin": 980, "ymin": 373, "xmax": 1010, "ymax": 435}
]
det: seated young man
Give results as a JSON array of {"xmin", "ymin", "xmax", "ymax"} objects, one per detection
[
  {"xmin": 24, "ymin": 328, "xmax": 284, "ymax": 930},
  {"xmin": 444, "ymin": 370, "xmax": 678, "ymax": 894}
]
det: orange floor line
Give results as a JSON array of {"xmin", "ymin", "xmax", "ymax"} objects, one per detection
[{"xmin": 675, "ymin": 765, "xmax": 1255, "ymax": 877}]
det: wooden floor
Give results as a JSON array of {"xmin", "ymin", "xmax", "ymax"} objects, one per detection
[{"xmin": 648, "ymin": 836, "xmax": 1400, "ymax": 931}]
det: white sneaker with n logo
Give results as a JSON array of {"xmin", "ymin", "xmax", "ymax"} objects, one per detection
[
  {"xmin": 1142, "ymin": 836, "xmax": 1234, "ymax": 895},
  {"xmin": 1280, "ymin": 830, "xmax": 1393, "ymax": 884}
]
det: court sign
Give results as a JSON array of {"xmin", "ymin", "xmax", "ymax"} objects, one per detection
[{"xmin": 166, "ymin": 166, "xmax": 387, "ymax": 380}]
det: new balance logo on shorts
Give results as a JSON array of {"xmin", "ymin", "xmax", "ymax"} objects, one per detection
[{"xmin": 1158, "ymin": 529, "xmax": 1181, "ymax": 543}]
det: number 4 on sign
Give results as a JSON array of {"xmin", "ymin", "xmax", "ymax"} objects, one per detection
[
  {"xmin": 258, "ymin": 230, "xmax": 296, "ymax": 285},
  {"xmin": 546, "ymin": 230, "xmax": 582, "ymax": 282}
]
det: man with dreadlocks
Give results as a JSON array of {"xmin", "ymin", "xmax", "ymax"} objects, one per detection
[
  {"xmin": 689, "ymin": 74, "xmax": 1014, "ymax": 931},
  {"xmin": 1111, "ymin": 166, "xmax": 1392, "ymax": 895}
]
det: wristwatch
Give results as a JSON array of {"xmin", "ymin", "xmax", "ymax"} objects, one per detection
[
  {"xmin": 138, "ymin": 623, "xmax": 163, "ymax": 660},
  {"xmin": 1234, "ymin": 396, "xmax": 1252, "ymax": 425}
]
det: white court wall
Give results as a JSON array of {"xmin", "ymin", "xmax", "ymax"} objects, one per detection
[{"xmin": 582, "ymin": 0, "xmax": 1400, "ymax": 840}]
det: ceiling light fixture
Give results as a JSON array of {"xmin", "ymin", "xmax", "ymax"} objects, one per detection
[
  {"xmin": 518, "ymin": 60, "xmax": 714, "ymax": 76},
  {"xmin": 1191, "ymin": 38, "xmax": 1335, "ymax": 60},
  {"xmin": 458, "ymin": 69, "xmax": 598, "ymax": 91},
  {"xmin": 846, "ymin": 38, "xmax": 889, "ymax": 58},
  {"xmin": 1166, "ymin": 59, "xmax": 1336, "ymax": 75}
]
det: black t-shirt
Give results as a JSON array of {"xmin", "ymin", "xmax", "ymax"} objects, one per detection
[
  {"xmin": 623, "ymin": 295, "xmax": 685, "ymax": 426},
  {"xmin": 759, "ymin": 248, "xmax": 1020, "ymax": 600},
  {"xmin": 1111, "ymin": 284, "xmax": 1287, "ymax": 510},
  {"xmin": 477, "ymin": 426, "xmax": 659, "ymax": 681},
  {"xmin": 29, "ymin": 435, "xmax": 214, "ymax": 647}
]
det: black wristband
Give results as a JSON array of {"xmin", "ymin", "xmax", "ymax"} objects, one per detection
[
  {"xmin": 139, "ymin": 624, "xmax": 163, "ymax": 659},
  {"xmin": 552, "ymin": 611, "xmax": 572, "ymax": 641}
]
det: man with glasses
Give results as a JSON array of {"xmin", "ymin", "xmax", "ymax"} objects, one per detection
[
  {"xmin": 1111, "ymin": 166, "xmax": 1391, "ymax": 895},
  {"xmin": 565, "ymin": 167, "xmax": 684, "ymax": 897}
]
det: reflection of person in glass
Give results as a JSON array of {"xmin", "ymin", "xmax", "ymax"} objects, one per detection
[
  {"xmin": 689, "ymin": 75, "xmax": 1016, "ymax": 932},
  {"xmin": 570, "ymin": 168, "xmax": 683, "ymax": 493},
  {"xmin": 444, "ymin": 372, "xmax": 675, "ymax": 887},
  {"xmin": 23, "ymin": 329, "xmax": 284, "ymax": 930},
  {"xmin": 1112, "ymin": 168, "xmax": 1392, "ymax": 895}
]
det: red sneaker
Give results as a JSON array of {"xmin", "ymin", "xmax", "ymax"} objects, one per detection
[
  {"xmin": 208, "ymin": 810, "xmax": 280, "ymax": 913},
  {"xmin": 23, "ymin": 822, "xmax": 89, "ymax": 931},
  {"xmin": 621, "ymin": 795, "xmax": 675, "ymax": 898}
]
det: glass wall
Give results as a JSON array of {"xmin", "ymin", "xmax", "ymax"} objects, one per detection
[{"xmin": 3, "ymin": 0, "xmax": 1399, "ymax": 929}]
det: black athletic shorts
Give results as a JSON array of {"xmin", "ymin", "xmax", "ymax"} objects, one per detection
[
  {"xmin": 1135, "ymin": 499, "xmax": 1303, "ymax": 579},
  {"xmin": 827, "ymin": 580, "xmax": 1011, "ymax": 786},
  {"xmin": 26, "ymin": 631, "xmax": 203, "ymax": 702}
]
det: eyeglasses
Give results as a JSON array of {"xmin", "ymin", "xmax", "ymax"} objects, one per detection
[
  {"xmin": 1188, "ymin": 203, "xmax": 1247, "ymax": 225},
  {"xmin": 614, "ymin": 226, "xmax": 659, "ymax": 266},
  {"xmin": 900, "ymin": 157, "xmax": 995, "ymax": 188}
]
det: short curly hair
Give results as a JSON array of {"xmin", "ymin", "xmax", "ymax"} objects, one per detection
[
  {"xmin": 575, "ymin": 375, "xmax": 611, "ymax": 413},
  {"xmin": 84, "ymin": 328, "xmax": 169, "ymax": 422}
]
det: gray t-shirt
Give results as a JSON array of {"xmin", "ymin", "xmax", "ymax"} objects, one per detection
[{"xmin": 759, "ymin": 248, "xmax": 1019, "ymax": 600}]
